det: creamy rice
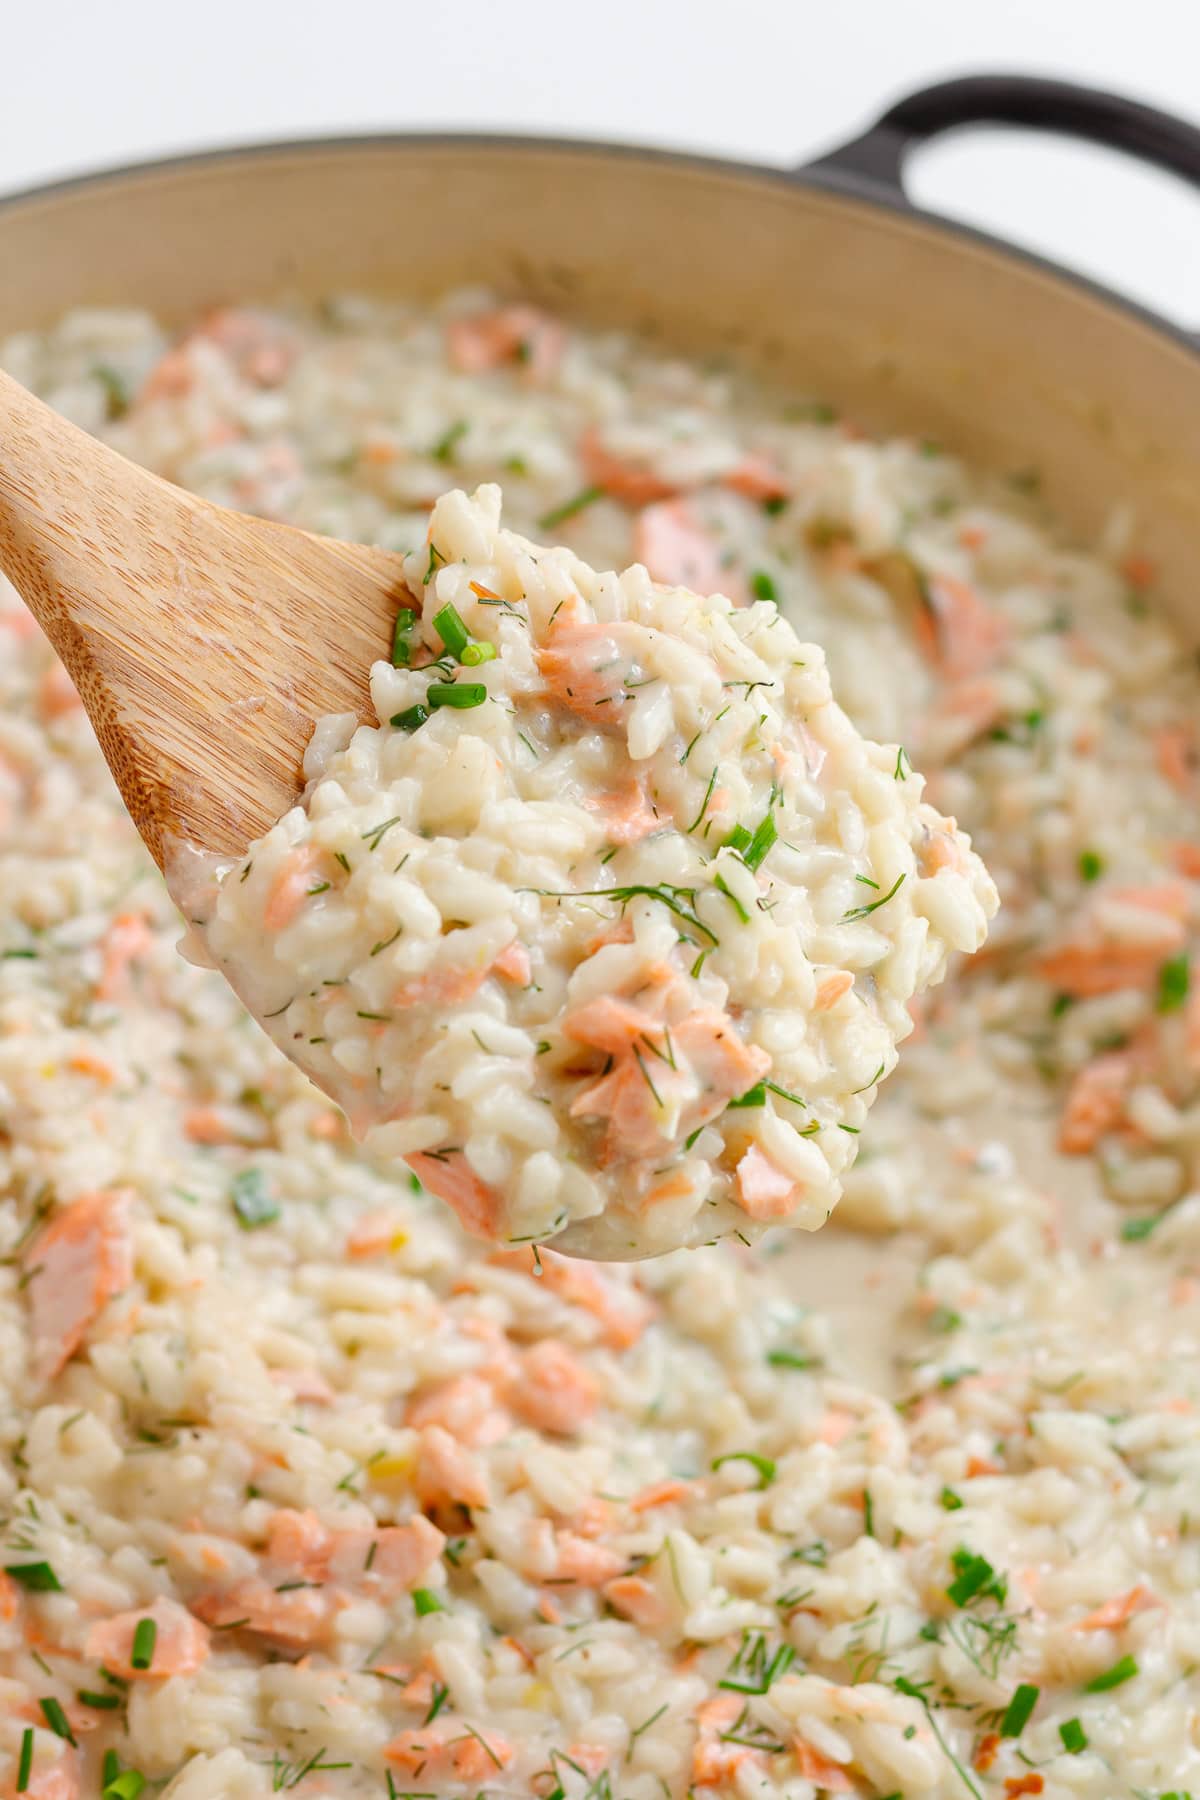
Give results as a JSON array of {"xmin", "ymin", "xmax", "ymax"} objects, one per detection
[
  {"xmin": 0, "ymin": 295, "xmax": 1197, "ymax": 1796},
  {"xmin": 185, "ymin": 484, "xmax": 994, "ymax": 1258}
]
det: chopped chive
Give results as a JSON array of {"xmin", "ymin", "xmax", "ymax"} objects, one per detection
[
  {"xmin": 1157, "ymin": 953, "xmax": 1190, "ymax": 1013},
  {"xmin": 423, "ymin": 542, "xmax": 445, "ymax": 586},
  {"xmin": 306, "ymin": 881, "xmax": 331, "ymax": 896},
  {"xmin": 946, "ymin": 1547, "xmax": 1006, "ymax": 1608},
  {"xmin": 725, "ymin": 823, "xmax": 753, "ymax": 854},
  {"xmin": 103, "ymin": 1775, "xmax": 145, "ymax": 1800},
  {"xmin": 391, "ymin": 704, "xmax": 430, "ymax": 731},
  {"xmin": 711, "ymin": 1451, "xmax": 775, "ymax": 1488},
  {"xmin": 630, "ymin": 1702, "xmax": 668, "ymax": 1742},
  {"xmin": 527, "ymin": 880, "xmax": 718, "ymax": 947},
  {"xmin": 461, "ymin": 640, "xmax": 497, "ymax": 666},
  {"xmin": 1059, "ymin": 1717, "xmax": 1087, "ymax": 1753},
  {"xmin": 1078, "ymin": 849, "xmax": 1104, "ymax": 882},
  {"xmin": 433, "ymin": 603, "xmax": 471, "ymax": 659},
  {"xmin": 687, "ymin": 766, "xmax": 719, "ymax": 834},
  {"xmin": 231, "ymin": 1169, "xmax": 279, "ymax": 1231},
  {"xmin": 37, "ymin": 1697, "xmax": 75, "ymax": 1743},
  {"xmin": 16, "ymin": 1727, "xmax": 32, "ymax": 1793},
  {"xmin": 939, "ymin": 1485, "xmax": 964, "ymax": 1511},
  {"xmin": 102, "ymin": 1751, "xmax": 120, "ymax": 1790},
  {"xmin": 999, "ymin": 1682, "xmax": 1038, "ymax": 1737},
  {"xmin": 92, "ymin": 362, "xmax": 131, "ymax": 419},
  {"xmin": 1084, "ymin": 1652, "xmax": 1137, "ymax": 1691},
  {"xmin": 765, "ymin": 1349, "xmax": 818, "ymax": 1369},
  {"xmin": 130, "ymin": 1616, "xmax": 157, "ymax": 1671},
  {"xmin": 427, "ymin": 682, "xmax": 486, "ymax": 710},
  {"xmin": 77, "ymin": 1688, "xmax": 121, "ymax": 1709},
  {"xmin": 362, "ymin": 814, "xmax": 403, "ymax": 850},
  {"xmin": 391, "ymin": 607, "xmax": 419, "ymax": 667},
  {"xmin": 432, "ymin": 418, "xmax": 468, "ymax": 463},
  {"xmin": 424, "ymin": 1679, "xmax": 451, "ymax": 1724},
  {"xmin": 894, "ymin": 746, "xmax": 911, "ymax": 780},
  {"xmin": 750, "ymin": 570, "xmax": 778, "ymax": 602},
  {"xmin": 1121, "ymin": 1213, "xmax": 1162, "ymax": 1241},
  {"xmin": 743, "ymin": 807, "xmax": 777, "ymax": 872},
  {"xmin": 843, "ymin": 871, "xmax": 906, "ymax": 921},
  {"xmin": 4, "ymin": 1562, "xmax": 61, "ymax": 1591},
  {"xmin": 728, "ymin": 1082, "xmax": 766, "ymax": 1108},
  {"xmin": 712, "ymin": 873, "xmax": 750, "ymax": 923},
  {"xmin": 763, "ymin": 494, "xmax": 788, "ymax": 516},
  {"xmin": 538, "ymin": 484, "xmax": 602, "ymax": 531},
  {"xmin": 412, "ymin": 1587, "xmax": 444, "ymax": 1616}
]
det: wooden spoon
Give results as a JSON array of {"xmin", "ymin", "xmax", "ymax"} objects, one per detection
[{"xmin": 0, "ymin": 368, "xmax": 408, "ymax": 869}]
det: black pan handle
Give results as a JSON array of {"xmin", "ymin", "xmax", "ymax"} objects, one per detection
[{"xmin": 807, "ymin": 73, "xmax": 1200, "ymax": 196}]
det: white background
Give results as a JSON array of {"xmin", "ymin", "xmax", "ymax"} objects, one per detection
[{"xmin": 2, "ymin": 0, "xmax": 1198, "ymax": 325}]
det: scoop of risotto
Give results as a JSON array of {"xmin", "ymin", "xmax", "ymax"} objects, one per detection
[{"xmin": 189, "ymin": 485, "xmax": 997, "ymax": 1256}]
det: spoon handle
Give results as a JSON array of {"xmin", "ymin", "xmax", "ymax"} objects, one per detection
[{"xmin": 0, "ymin": 368, "xmax": 402, "ymax": 867}]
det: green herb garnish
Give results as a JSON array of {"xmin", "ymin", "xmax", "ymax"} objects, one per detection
[
  {"xmin": 1157, "ymin": 953, "xmax": 1190, "ymax": 1013},
  {"xmin": 1085, "ymin": 1652, "xmax": 1137, "ymax": 1691},
  {"xmin": 946, "ymin": 1547, "xmax": 1007, "ymax": 1608},
  {"xmin": 999, "ymin": 1682, "xmax": 1038, "ymax": 1737},
  {"xmin": 433, "ymin": 603, "xmax": 471, "ymax": 659},
  {"xmin": 1078, "ymin": 849, "xmax": 1104, "ymax": 882},
  {"xmin": 424, "ymin": 1680, "xmax": 451, "ymax": 1724},
  {"xmin": 750, "ymin": 570, "xmax": 778, "ymax": 602},
  {"xmin": 16, "ymin": 1727, "xmax": 32, "ymax": 1794},
  {"xmin": 687, "ymin": 767, "xmax": 719, "ymax": 834},
  {"xmin": 940, "ymin": 1486, "xmax": 964, "ymax": 1511},
  {"xmin": 391, "ymin": 607, "xmax": 419, "ymax": 667},
  {"xmin": 77, "ymin": 1687, "xmax": 121, "ymax": 1709},
  {"xmin": 362, "ymin": 814, "xmax": 403, "ymax": 851},
  {"xmin": 427, "ymin": 681, "xmax": 486, "ymax": 710},
  {"xmin": 432, "ymin": 418, "xmax": 468, "ymax": 463},
  {"xmin": 718, "ymin": 1630, "xmax": 795, "ymax": 1694},
  {"xmin": 712, "ymin": 872, "xmax": 750, "ymax": 923},
  {"xmin": 1059, "ymin": 1717, "xmax": 1087, "ymax": 1753},
  {"xmin": 38, "ymin": 1697, "xmax": 75, "ymax": 1743},
  {"xmin": 461, "ymin": 640, "xmax": 497, "ymax": 665},
  {"xmin": 92, "ymin": 362, "xmax": 131, "ymax": 419},
  {"xmin": 130, "ymin": 1616, "xmax": 157, "ymax": 1671},
  {"xmin": 528, "ymin": 881, "xmax": 718, "ymax": 946},
  {"xmin": 711, "ymin": 1451, "xmax": 775, "ymax": 1488},
  {"xmin": 412, "ymin": 1587, "xmax": 444, "ymax": 1616},
  {"xmin": 391, "ymin": 703, "xmax": 430, "ymax": 731},
  {"xmin": 742, "ymin": 807, "xmax": 777, "ymax": 873},
  {"xmin": 843, "ymin": 871, "xmax": 906, "ymax": 922},
  {"xmin": 231, "ymin": 1169, "xmax": 279, "ymax": 1231},
  {"xmin": 539, "ymin": 485, "xmax": 602, "ymax": 531},
  {"xmin": 103, "ymin": 1775, "xmax": 146, "ymax": 1800},
  {"xmin": 4, "ymin": 1562, "xmax": 61, "ymax": 1591}
]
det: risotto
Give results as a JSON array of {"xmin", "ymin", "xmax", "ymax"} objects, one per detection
[
  {"xmin": 0, "ymin": 294, "xmax": 1197, "ymax": 1797},
  {"xmin": 184, "ymin": 484, "xmax": 995, "ymax": 1258}
]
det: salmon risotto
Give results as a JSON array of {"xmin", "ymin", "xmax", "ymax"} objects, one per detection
[
  {"xmin": 182, "ymin": 484, "xmax": 995, "ymax": 1259},
  {"xmin": 0, "ymin": 294, "xmax": 1197, "ymax": 1797}
]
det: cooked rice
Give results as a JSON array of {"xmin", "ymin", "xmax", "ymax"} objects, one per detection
[
  {"xmin": 186, "ymin": 484, "xmax": 994, "ymax": 1257},
  {"xmin": 0, "ymin": 294, "xmax": 1196, "ymax": 1796}
]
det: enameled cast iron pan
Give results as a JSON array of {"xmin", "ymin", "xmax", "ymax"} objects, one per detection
[{"xmin": 2, "ymin": 74, "xmax": 1198, "ymax": 617}]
